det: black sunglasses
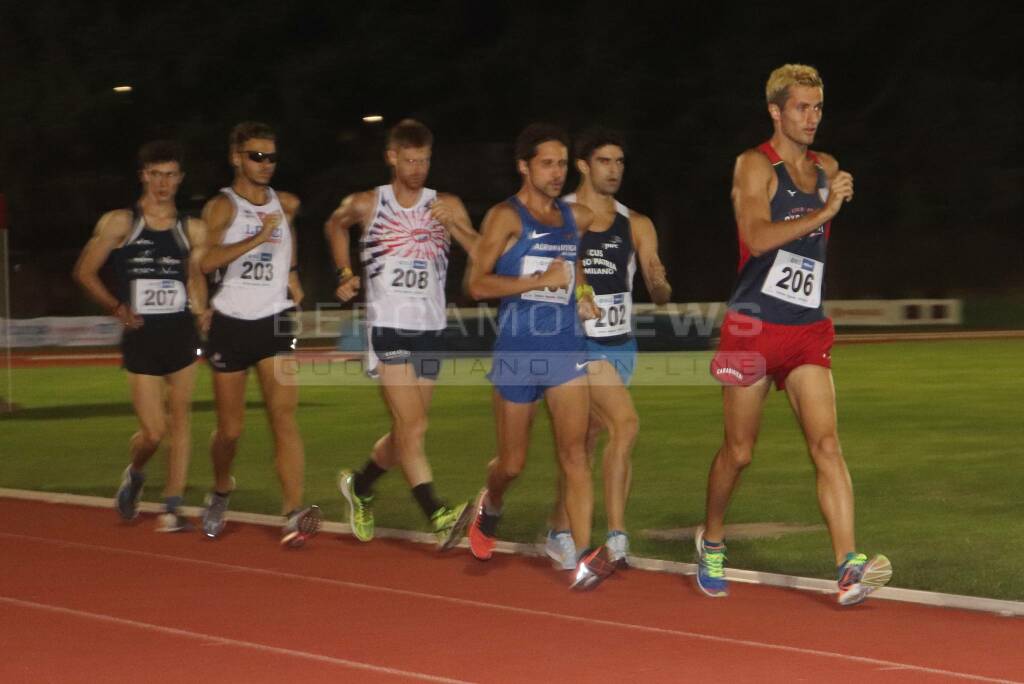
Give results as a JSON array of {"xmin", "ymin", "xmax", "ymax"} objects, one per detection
[{"xmin": 244, "ymin": 150, "xmax": 278, "ymax": 164}]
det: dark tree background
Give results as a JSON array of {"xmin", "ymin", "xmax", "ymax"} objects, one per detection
[{"xmin": 1, "ymin": 0, "xmax": 1021, "ymax": 316}]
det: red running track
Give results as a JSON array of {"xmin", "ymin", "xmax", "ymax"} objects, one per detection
[{"xmin": 0, "ymin": 499, "xmax": 1020, "ymax": 683}]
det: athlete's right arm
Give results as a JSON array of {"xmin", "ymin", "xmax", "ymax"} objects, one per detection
[
  {"xmin": 72, "ymin": 210, "xmax": 141, "ymax": 328},
  {"xmin": 198, "ymin": 194, "xmax": 277, "ymax": 274},
  {"xmin": 467, "ymin": 203, "xmax": 569, "ymax": 300},
  {"xmin": 733, "ymin": 150, "xmax": 850, "ymax": 257},
  {"xmin": 186, "ymin": 218, "xmax": 212, "ymax": 334},
  {"xmin": 324, "ymin": 190, "xmax": 373, "ymax": 302}
]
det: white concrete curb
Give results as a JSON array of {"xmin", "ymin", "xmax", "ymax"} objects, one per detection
[{"xmin": 2, "ymin": 487, "xmax": 1020, "ymax": 618}]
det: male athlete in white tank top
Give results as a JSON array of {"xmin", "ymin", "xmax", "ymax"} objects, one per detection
[
  {"xmin": 325, "ymin": 119, "xmax": 478, "ymax": 549},
  {"xmin": 211, "ymin": 186, "xmax": 294, "ymax": 321},
  {"xmin": 360, "ymin": 183, "xmax": 449, "ymax": 331},
  {"xmin": 199, "ymin": 121, "xmax": 320, "ymax": 548}
]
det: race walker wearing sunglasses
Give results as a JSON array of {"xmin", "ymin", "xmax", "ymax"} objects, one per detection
[{"xmin": 244, "ymin": 150, "xmax": 278, "ymax": 164}]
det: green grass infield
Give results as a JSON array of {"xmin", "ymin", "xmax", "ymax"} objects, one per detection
[{"xmin": 2, "ymin": 338, "xmax": 1021, "ymax": 600}]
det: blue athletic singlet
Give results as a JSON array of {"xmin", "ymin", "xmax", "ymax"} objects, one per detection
[
  {"xmin": 489, "ymin": 197, "xmax": 586, "ymax": 403},
  {"xmin": 576, "ymin": 201, "xmax": 636, "ymax": 344},
  {"xmin": 727, "ymin": 141, "xmax": 831, "ymax": 325},
  {"xmin": 113, "ymin": 206, "xmax": 192, "ymax": 325},
  {"xmin": 493, "ymin": 197, "xmax": 581, "ymax": 344}
]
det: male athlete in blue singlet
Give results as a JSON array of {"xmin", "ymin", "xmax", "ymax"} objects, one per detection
[
  {"xmin": 466, "ymin": 123, "xmax": 615, "ymax": 590},
  {"xmin": 697, "ymin": 65, "xmax": 891, "ymax": 606},
  {"xmin": 74, "ymin": 140, "xmax": 208, "ymax": 533},
  {"xmin": 545, "ymin": 127, "xmax": 672, "ymax": 570}
]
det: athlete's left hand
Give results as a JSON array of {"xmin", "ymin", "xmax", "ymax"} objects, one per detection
[
  {"xmin": 429, "ymin": 198, "xmax": 457, "ymax": 230},
  {"xmin": 578, "ymin": 293, "xmax": 600, "ymax": 321}
]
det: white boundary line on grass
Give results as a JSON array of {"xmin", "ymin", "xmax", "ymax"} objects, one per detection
[
  {"xmin": 1, "ymin": 530, "xmax": 1019, "ymax": 684},
  {"xmin": 2, "ymin": 487, "xmax": 1022, "ymax": 618},
  {"xmin": 0, "ymin": 595, "xmax": 471, "ymax": 684}
]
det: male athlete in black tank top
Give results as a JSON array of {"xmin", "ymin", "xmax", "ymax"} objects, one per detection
[
  {"xmin": 546, "ymin": 127, "xmax": 672, "ymax": 570},
  {"xmin": 73, "ymin": 140, "xmax": 208, "ymax": 533}
]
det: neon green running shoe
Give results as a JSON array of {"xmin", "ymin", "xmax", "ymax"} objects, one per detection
[
  {"xmin": 432, "ymin": 500, "xmax": 473, "ymax": 551},
  {"xmin": 695, "ymin": 525, "xmax": 728, "ymax": 597},
  {"xmin": 338, "ymin": 469, "xmax": 374, "ymax": 542}
]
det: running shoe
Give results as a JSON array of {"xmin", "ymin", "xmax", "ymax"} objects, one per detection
[
  {"xmin": 156, "ymin": 512, "xmax": 194, "ymax": 533},
  {"xmin": 468, "ymin": 489, "xmax": 500, "ymax": 561},
  {"xmin": 281, "ymin": 505, "xmax": 323, "ymax": 548},
  {"xmin": 695, "ymin": 525, "xmax": 728, "ymax": 597},
  {"xmin": 115, "ymin": 466, "xmax": 145, "ymax": 520},
  {"xmin": 570, "ymin": 545, "xmax": 616, "ymax": 591},
  {"xmin": 837, "ymin": 553, "xmax": 893, "ymax": 606},
  {"xmin": 338, "ymin": 468, "xmax": 374, "ymax": 542},
  {"xmin": 544, "ymin": 529, "xmax": 577, "ymax": 571},
  {"xmin": 202, "ymin": 491, "xmax": 230, "ymax": 539},
  {"xmin": 606, "ymin": 530, "xmax": 630, "ymax": 568},
  {"xmin": 432, "ymin": 501, "xmax": 473, "ymax": 551}
]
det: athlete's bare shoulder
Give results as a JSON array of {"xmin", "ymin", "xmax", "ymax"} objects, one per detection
[
  {"xmin": 569, "ymin": 202, "xmax": 594, "ymax": 233},
  {"xmin": 811, "ymin": 151, "xmax": 840, "ymax": 177},
  {"xmin": 737, "ymin": 146, "xmax": 775, "ymax": 171},
  {"xmin": 277, "ymin": 190, "xmax": 301, "ymax": 215},
  {"xmin": 733, "ymin": 147, "xmax": 775, "ymax": 189},
  {"xmin": 201, "ymin": 193, "xmax": 235, "ymax": 230},
  {"xmin": 96, "ymin": 208, "xmax": 133, "ymax": 237},
  {"xmin": 627, "ymin": 207, "xmax": 651, "ymax": 226},
  {"xmin": 483, "ymin": 199, "xmax": 521, "ymax": 228},
  {"xmin": 202, "ymin": 192, "xmax": 232, "ymax": 215},
  {"xmin": 346, "ymin": 189, "xmax": 378, "ymax": 220}
]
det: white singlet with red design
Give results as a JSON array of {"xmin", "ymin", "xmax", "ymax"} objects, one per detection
[{"xmin": 360, "ymin": 185, "xmax": 450, "ymax": 330}]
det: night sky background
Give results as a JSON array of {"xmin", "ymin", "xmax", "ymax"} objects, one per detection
[{"xmin": 1, "ymin": 0, "xmax": 1021, "ymax": 316}]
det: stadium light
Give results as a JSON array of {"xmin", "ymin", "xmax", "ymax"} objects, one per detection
[
  {"xmin": 112, "ymin": 85, "xmax": 133, "ymax": 93},
  {"xmin": 362, "ymin": 114, "xmax": 383, "ymax": 124}
]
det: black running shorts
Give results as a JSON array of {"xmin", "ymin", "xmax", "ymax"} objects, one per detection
[
  {"xmin": 370, "ymin": 326, "xmax": 445, "ymax": 380},
  {"xmin": 205, "ymin": 309, "xmax": 296, "ymax": 373},
  {"xmin": 121, "ymin": 314, "xmax": 201, "ymax": 376}
]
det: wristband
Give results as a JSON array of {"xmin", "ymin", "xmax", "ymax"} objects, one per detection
[
  {"xmin": 575, "ymin": 284, "xmax": 594, "ymax": 300},
  {"xmin": 336, "ymin": 266, "xmax": 353, "ymax": 279}
]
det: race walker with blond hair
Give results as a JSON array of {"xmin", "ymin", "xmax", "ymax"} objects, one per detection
[
  {"xmin": 697, "ymin": 64, "xmax": 892, "ymax": 605},
  {"xmin": 325, "ymin": 118, "xmax": 477, "ymax": 549}
]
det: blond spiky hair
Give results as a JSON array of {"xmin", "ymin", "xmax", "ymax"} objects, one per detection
[{"xmin": 766, "ymin": 64, "xmax": 823, "ymax": 108}]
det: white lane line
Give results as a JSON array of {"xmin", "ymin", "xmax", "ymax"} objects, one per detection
[
  {"xmin": 0, "ymin": 595, "xmax": 472, "ymax": 684},
  {"xmin": 1, "ymin": 531, "xmax": 1017, "ymax": 684}
]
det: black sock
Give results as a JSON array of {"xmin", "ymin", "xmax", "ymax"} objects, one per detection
[
  {"xmin": 353, "ymin": 460, "xmax": 387, "ymax": 497},
  {"xmin": 412, "ymin": 482, "xmax": 444, "ymax": 520}
]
